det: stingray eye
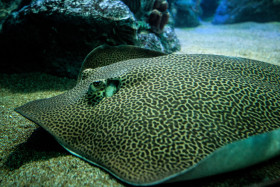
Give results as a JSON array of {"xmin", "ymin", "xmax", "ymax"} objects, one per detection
[
  {"xmin": 87, "ymin": 80, "xmax": 107, "ymax": 106},
  {"xmin": 92, "ymin": 80, "xmax": 106, "ymax": 89},
  {"xmin": 88, "ymin": 80, "xmax": 106, "ymax": 95},
  {"xmin": 93, "ymin": 81, "xmax": 102, "ymax": 87},
  {"xmin": 88, "ymin": 79, "xmax": 121, "ymax": 98}
]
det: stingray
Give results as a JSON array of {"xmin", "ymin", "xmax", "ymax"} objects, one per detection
[{"xmin": 15, "ymin": 45, "xmax": 280, "ymax": 185}]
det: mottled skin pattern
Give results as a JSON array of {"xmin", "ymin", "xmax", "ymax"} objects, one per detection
[
  {"xmin": 15, "ymin": 45, "xmax": 280, "ymax": 185},
  {"xmin": 77, "ymin": 45, "xmax": 165, "ymax": 82}
]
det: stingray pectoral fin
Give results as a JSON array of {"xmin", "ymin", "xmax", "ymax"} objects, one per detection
[
  {"xmin": 14, "ymin": 98, "xmax": 54, "ymax": 132},
  {"xmin": 14, "ymin": 90, "xmax": 75, "ymax": 133},
  {"xmin": 77, "ymin": 45, "xmax": 166, "ymax": 82},
  {"xmin": 166, "ymin": 128, "xmax": 280, "ymax": 183}
]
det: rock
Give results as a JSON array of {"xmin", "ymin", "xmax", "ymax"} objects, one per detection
[
  {"xmin": 213, "ymin": 0, "xmax": 280, "ymax": 24},
  {"xmin": 0, "ymin": 0, "xmax": 180, "ymax": 78},
  {"xmin": 122, "ymin": 0, "xmax": 180, "ymax": 52},
  {"xmin": 0, "ymin": 0, "xmax": 23, "ymax": 29},
  {"xmin": 122, "ymin": 0, "xmax": 170, "ymax": 34},
  {"xmin": 138, "ymin": 25, "xmax": 180, "ymax": 53},
  {"xmin": 170, "ymin": 0, "xmax": 201, "ymax": 27},
  {"xmin": 200, "ymin": 0, "xmax": 219, "ymax": 19}
]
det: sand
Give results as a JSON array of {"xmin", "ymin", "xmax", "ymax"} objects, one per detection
[
  {"xmin": 0, "ymin": 22, "xmax": 280, "ymax": 186},
  {"xmin": 175, "ymin": 21, "xmax": 280, "ymax": 66}
]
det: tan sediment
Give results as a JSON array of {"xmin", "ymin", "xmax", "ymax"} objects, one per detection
[
  {"xmin": 175, "ymin": 22, "xmax": 280, "ymax": 66},
  {"xmin": 1, "ymin": 22, "xmax": 280, "ymax": 186}
]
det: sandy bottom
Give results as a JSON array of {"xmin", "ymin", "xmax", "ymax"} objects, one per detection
[
  {"xmin": 1, "ymin": 22, "xmax": 280, "ymax": 186},
  {"xmin": 176, "ymin": 21, "xmax": 280, "ymax": 66}
]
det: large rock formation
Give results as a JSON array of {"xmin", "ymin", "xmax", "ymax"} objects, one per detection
[
  {"xmin": 213, "ymin": 0, "xmax": 280, "ymax": 24},
  {"xmin": 200, "ymin": 0, "xmax": 219, "ymax": 19},
  {"xmin": 169, "ymin": 0, "xmax": 201, "ymax": 27},
  {"xmin": 0, "ymin": 0, "xmax": 180, "ymax": 78},
  {"xmin": 0, "ymin": 0, "xmax": 23, "ymax": 29}
]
